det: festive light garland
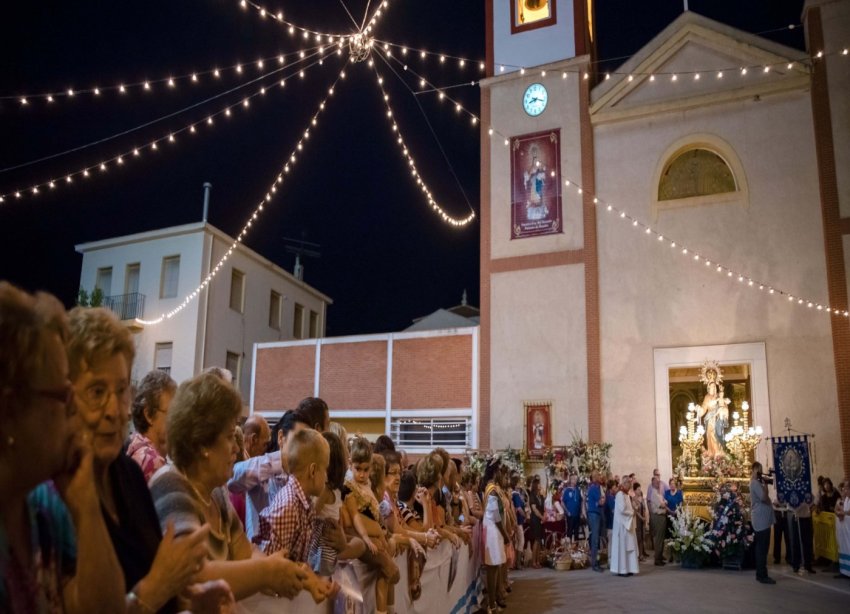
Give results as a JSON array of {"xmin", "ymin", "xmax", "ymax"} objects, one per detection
[
  {"xmin": 5, "ymin": 47, "xmax": 334, "ymax": 107},
  {"xmin": 0, "ymin": 51, "xmax": 334, "ymax": 203},
  {"xmin": 369, "ymin": 57, "xmax": 476, "ymax": 227},
  {"xmin": 373, "ymin": 39, "xmax": 486, "ymax": 73},
  {"xmin": 135, "ymin": 67, "xmax": 347, "ymax": 325},
  {"xmin": 238, "ymin": 0, "xmax": 391, "ymax": 41},
  {"xmin": 386, "ymin": 53, "xmax": 848, "ymax": 319}
]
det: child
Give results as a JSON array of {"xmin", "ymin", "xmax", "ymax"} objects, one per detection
[
  {"xmin": 310, "ymin": 432, "xmax": 365, "ymax": 576},
  {"xmin": 254, "ymin": 429, "xmax": 337, "ymax": 603},
  {"xmin": 344, "ymin": 437, "xmax": 399, "ymax": 614}
]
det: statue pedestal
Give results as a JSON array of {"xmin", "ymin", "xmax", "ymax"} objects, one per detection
[{"xmin": 682, "ymin": 477, "xmax": 750, "ymax": 521}]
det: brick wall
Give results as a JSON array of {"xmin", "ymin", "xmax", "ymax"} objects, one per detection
[
  {"xmin": 392, "ymin": 335, "xmax": 473, "ymax": 409},
  {"xmin": 253, "ymin": 345, "xmax": 315, "ymax": 410},
  {"xmin": 319, "ymin": 341, "xmax": 387, "ymax": 410}
]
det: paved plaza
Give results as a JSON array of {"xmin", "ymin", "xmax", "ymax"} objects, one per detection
[{"xmin": 505, "ymin": 561, "xmax": 850, "ymax": 613}]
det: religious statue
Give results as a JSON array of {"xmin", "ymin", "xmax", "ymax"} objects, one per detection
[
  {"xmin": 523, "ymin": 145, "xmax": 549, "ymax": 221},
  {"xmin": 696, "ymin": 361, "xmax": 730, "ymax": 456},
  {"xmin": 533, "ymin": 410, "xmax": 545, "ymax": 449}
]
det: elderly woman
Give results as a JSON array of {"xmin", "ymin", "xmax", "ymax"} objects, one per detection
[
  {"xmin": 127, "ymin": 369, "xmax": 177, "ymax": 482},
  {"xmin": 0, "ymin": 283, "xmax": 124, "ymax": 613},
  {"xmin": 67, "ymin": 307, "xmax": 230, "ymax": 613},
  {"xmin": 150, "ymin": 373, "xmax": 320, "ymax": 602}
]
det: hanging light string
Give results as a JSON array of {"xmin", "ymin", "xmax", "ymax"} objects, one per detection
[
  {"xmin": 372, "ymin": 39, "xmax": 486, "ymax": 73},
  {"xmin": 6, "ymin": 45, "xmax": 328, "ymax": 106},
  {"xmin": 366, "ymin": 55, "xmax": 475, "ymax": 227},
  {"xmin": 373, "ymin": 48, "xmax": 476, "ymax": 223},
  {"xmin": 396, "ymin": 59, "xmax": 847, "ymax": 318},
  {"xmin": 136, "ymin": 67, "xmax": 347, "ymax": 326},
  {"xmin": 0, "ymin": 51, "xmax": 338, "ymax": 204},
  {"xmin": 237, "ymin": 0, "xmax": 391, "ymax": 40}
]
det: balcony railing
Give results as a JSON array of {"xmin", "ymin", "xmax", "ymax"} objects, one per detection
[{"xmin": 104, "ymin": 292, "xmax": 145, "ymax": 321}]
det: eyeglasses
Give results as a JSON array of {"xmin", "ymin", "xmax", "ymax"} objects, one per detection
[{"xmin": 78, "ymin": 382, "xmax": 131, "ymax": 410}]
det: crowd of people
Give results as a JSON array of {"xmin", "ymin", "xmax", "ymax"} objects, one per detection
[{"xmin": 3, "ymin": 280, "xmax": 850, "ymax": 614}]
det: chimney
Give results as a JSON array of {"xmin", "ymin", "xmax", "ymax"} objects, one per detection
[{"xmin": 202, "ymin": 182, "xmax": 212, "ymax": 222}]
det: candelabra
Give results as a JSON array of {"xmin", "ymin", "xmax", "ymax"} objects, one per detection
[
  {"xmin": 723, "ymin": 401, "xmax": 763, "ymax": 475},
  {"xmin": 679, "ymin": 404, "xmax": 706, "ymax": 477}
]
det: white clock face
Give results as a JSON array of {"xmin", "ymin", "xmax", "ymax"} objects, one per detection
[{"xmin": 523, "ymin": 83, "xmax": 548, "ymax": 117}]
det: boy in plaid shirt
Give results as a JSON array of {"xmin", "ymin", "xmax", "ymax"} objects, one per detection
[{"xmin": 255, "ymin": 429, "xmax": 338, "ymax": 602}]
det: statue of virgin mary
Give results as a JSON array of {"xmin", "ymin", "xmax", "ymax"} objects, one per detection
[{"xmin": 696, "ymin": 361, "xmax": 730, "ymax": 456}]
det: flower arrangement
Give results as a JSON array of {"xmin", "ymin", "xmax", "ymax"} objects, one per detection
[
  {"xmin": 666, "ymin": 506, "xmax": 712, "ymax": 563},
  {"xmin": 565, "ymin": 431, "xmax": 612, "ymax": 479},
  {"xmin": 707, "ymin": 482, "xmax": 753, "ymax": 558},
  {"xmin": 500, "ymin": 445, "xmax": 524, "ymax": 476}
]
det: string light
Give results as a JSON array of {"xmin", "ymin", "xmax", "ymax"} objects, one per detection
[
  {"xmin": 136, "ymin": 67, "xmax": 347, "ymax": 326},
  {"xmin": 3, "ymin": 46, "xmax": 326, "ymax": 106},
  {"xmin": 1, "ymin": 52, "xmax": 333, "ymax": 203},
  {"xmin": 379, "ymin": 47, "xmax": 847, "ymax": 319},
  {"xmin": 370, "ymin": 62, "xmax": 474, "ymax": 227},
  {"xmin": 238, "ymin": 0, "xmax": 391, "ymax": 42}
]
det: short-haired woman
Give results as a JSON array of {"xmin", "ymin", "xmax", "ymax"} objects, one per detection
[
  {"xmin": 150, "ymin": 372, "xmax": 316, "ymax": 602},
  {"xmin": 127, "ymin": 369, "xmax": 176, "ymax": 482}
]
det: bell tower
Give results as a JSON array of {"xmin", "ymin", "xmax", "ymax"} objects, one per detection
[{"xmin": 479, "ymin": 0, "xmax": 600, "ymax": 451}]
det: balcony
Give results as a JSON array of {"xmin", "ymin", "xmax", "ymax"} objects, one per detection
[{"xmin": 104, "ymin": 292, "xmax": 145, "ymax": 331}]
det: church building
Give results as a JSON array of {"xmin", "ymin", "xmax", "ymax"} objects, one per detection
[{"xmin": 479, "ymin": 0, "xmax": 850, "ymax": 480}]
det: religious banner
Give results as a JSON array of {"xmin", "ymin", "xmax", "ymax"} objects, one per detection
[
  {"xmin": 770, "ymin": 435, "xmax": 812, "ymax": 508},
  {"xmin": 510, "ymin": 129, "xmax": 562, "ymax": 239},
  {"xmin": 524, "ymin": 400, "xmax": 552, "ymax": 457}
]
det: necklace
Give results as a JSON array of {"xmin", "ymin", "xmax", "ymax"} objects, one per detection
[{"xmin": 183, "ymin": 473, "xmax": 213, "ymax": 507}]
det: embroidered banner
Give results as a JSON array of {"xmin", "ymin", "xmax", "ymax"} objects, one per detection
[{"xmin": 770, "ymin": 435, "xmax": 812, "ymax": 508}]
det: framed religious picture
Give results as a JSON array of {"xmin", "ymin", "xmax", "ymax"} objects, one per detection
[
  {"xmin": 524, "ymin": 400, "xmax": 552, "ymax": 457},
  {"xmin": 510, "ymin": 129, "xmax": 563, "ymax": 239}
]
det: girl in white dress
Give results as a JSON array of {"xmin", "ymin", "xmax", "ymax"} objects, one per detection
[{"xmin": 482, "ymin": 459, "xmax": 508, "ymax": 613}]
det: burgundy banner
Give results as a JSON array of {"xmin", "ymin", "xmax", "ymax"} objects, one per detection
[
  {"xmin": 525, "ymin": 401, "xmax": 552, "ymax": 457},
  {"xmin": 511, "ymin": 129, "xmax": 563, "ymax": 239}
]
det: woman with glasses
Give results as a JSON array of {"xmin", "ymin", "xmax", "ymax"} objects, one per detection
[
  {"xmin": 1, "ymin": 283, "xmax": 124, "ymax": 613},
  {"xmin": 67, "ymin": 307, "xmax": 232, "ymax": 613},
  {"xmin": 127, "ymin": 370, "xmax": 177, "ymax": 483}
]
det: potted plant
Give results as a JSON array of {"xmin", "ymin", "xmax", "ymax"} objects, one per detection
[
  {"xmin": 667, "ymin": 506, "xmax": 711, "ymax": 569},
  {"xmin": 708, "ymin": 482, "xmax": 753, "ymax": 569}
]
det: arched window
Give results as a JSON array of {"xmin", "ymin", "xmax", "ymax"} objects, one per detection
[
  {"xmin": 652, "ymin": 135, "xmax": 748, "ymax": 218},
  {"xmin": 658, "ymin": 149, "xmax": 737, "ymax": 201}
]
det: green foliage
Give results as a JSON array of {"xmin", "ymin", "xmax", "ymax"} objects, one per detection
[
  {"xmin": 90, "ymin": 287, "xmax": 104, "ymax": 307},
  {"xmin": 77, "ymin": 287, "xmax": 90, "ymax": 307}
]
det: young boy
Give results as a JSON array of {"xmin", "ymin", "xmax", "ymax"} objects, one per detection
[{"xmin": 255, "ymin": 429, "xmax": 337, "ymax": 602}]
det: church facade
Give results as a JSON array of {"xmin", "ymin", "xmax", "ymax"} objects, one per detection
[{"xmin": 479, "ymin": 0, "xmax": 850, "ymax": 480}]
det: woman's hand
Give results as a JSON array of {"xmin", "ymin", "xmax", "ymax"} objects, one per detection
[
  {"xmin": 142, "ymin": 522, "xmax": 211, "ymax": 607},
  {"xmin": 425, "ymin": 529, "xmax": 440, "ymax": 548},
  {"xmin": 54, "ymin": 431, "xmax": 99, "ymax": 520},
  {"xmin": 300, "ymin": 566, "xmax": 337, "ymax": 604},
  {"xmin": 264, "ymin": 552, "xmax": 307, "ymax": 599},
  {"xmin": 363, "ymin": 537, "xmax": 378, "ymax": 555},
  {"xmin": 183, "ymin": 579, "xmax": 235, "ymax": 613}
]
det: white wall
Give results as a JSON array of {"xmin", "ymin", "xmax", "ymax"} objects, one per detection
[
  {"xmin": 594, "ymin": 89, "xmax": 842, "ymax": 480},
  {"xmin": 204, "ymin": 234, "xmax": 328, "ymax": 404},
  {"xmin": 493, "ymin": 0, "xmax": 577, "ymax": 74}
]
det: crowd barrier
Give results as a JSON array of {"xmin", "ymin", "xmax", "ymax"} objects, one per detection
[
  {"xmin": 813, "ymin": 511, "xmax": 838, "ymax": 562},
  {"xmin": 240, "ymin": 525, "xmax": 484, "ymax": 614}
]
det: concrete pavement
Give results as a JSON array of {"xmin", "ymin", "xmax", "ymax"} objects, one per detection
[{"xmin": 499, "ymin": 560, "xmax": 849, "ymax": 613}]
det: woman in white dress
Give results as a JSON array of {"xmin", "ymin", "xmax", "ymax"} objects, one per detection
[
  {"xmin": 836, "ymin": 480, "xmax": 850, "ymax": 579},
  {"xmin": 481, "ymin": 459, "xmax": 508, "ymax": 613},
  {"xmin": 610, "ymin": 476, "xmax": 639, "ymax": 576}
]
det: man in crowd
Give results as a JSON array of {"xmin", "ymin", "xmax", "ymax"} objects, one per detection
[
  {"xmin": 750, "ymin": 461, "xmax": 776, "ymax": 584},
  {"xmin": 243, "ymin": 415, "xmax": 272, "ymax": 459},
  {"xmin": 586, "ymin": 471, "xmax": 605, "ymax": 572},
  {"xmin": 648, "ymin": 475, "xmax": 668, "ymax": 566}
]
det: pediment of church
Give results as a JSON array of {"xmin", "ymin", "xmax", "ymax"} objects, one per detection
[{"xmin": 590, "ymin": 12, "xmax": 810, "ymax": 123}]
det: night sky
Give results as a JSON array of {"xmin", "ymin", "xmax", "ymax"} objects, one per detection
[{"xmin": 0, "ymin": 1, "xmax": 805, "ymax": 336}]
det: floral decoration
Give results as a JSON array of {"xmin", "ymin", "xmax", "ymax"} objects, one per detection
[
  {"xmin": 666, "ymin": 506, "xmax": 712, "ymax": 558},
  {"xmin": 707, "ymin": 482, "xmax": 753, "ymax": 557}
]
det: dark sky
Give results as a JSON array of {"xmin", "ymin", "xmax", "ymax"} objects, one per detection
[{"xmin": 0, "ymin": 1, "xmax": 804, "ymax": 336}]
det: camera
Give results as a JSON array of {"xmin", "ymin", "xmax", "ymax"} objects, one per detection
[{"xmin": 757, "ymin": 468, "xmax": 775, "ymax": 485}]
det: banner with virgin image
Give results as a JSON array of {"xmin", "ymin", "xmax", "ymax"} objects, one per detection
[
  {"xmin": 770, "ymin": 435, "xmax": 812, "ymax": 508},
  {"xmin": 510, "ymin": 130, "xmax": 563, "ymax": 239}
]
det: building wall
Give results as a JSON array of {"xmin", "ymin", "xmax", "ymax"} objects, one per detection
[
  {"xmin": 594, "ymin": 89, "xmax": 841, "ymax": 479},
  {"xmin": 493, "ymin": 0, "xmax": 576, "ymax": 74},
  {"xmin": 203, "ymin": 234, "xmax": 328, "ymax": 403},
  {"xmin": 78, "ymin": 230, "xmax": 205, "ymax": 385}
]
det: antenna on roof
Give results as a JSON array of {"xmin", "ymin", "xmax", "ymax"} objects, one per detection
[{"xmin": 282, "ymin": 236, "xmax": 321, "ymax": 281}]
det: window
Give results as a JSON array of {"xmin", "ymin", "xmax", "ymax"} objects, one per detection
[
  {"xmin": 124, "ymin": 263, "xmax": 140, "ymax": 295},
  {"xmin": 160, "ymin": 256, "xmax": 180, "ymax": 299},
  {"xmin": 511, "ymin": 0, "xmax": 556, "ymax": 34},
  {"xmin": 293, "ymin": 303, "xmax": 304, "ymax": 339},
  {"xmin": 229, "ymin": 269, "xmax": 245, "ymax": 313},
  {"xmin": 226, "ymin": 351, "xmax": 241, "ymax": 388},
  {"xmin": 309, "ymin": 310, "xmax": 319, "ymax": 338},
  {"xmin": 95, "ymin": 267, "xmax": 113, "ymax": 296},
  {"xmin": 390, "ymin": 418, "xmax": 471, "ymax": 450},
  {"xmin": 658, "ymin": 149, "xmax": 737, "ymax": 201},
  {"xmin": 269, "ymin": 291, "xmax": 281, "ymax": 329},
  {"xmin": 154, "ymin": 342, "xmax": 173, "ymax": 375}
]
